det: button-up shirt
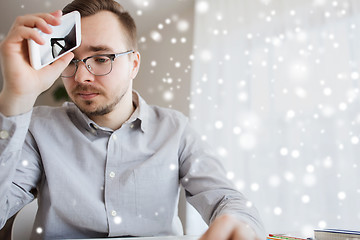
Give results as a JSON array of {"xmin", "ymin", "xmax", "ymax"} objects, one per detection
[{"xmin": 0, "ymin": 92, "xmax": 264, "ymax": 239}]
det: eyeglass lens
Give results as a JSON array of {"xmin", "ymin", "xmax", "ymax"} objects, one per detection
[{"xmin": 61, "ymin": 55, "xmax": 113, "ymax": 77}]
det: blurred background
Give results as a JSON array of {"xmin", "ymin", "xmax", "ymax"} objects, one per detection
[{"xmin": 1, "ymin": 0, "xmax": 360, "ymax": 239}]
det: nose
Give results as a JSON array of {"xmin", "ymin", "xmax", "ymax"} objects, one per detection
[{"xmin": 74, "ymin": 61, "xmax": 95, "ymax": 83}]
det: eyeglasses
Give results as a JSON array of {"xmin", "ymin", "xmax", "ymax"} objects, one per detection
[{"xmin": 61, "ymin": 50, "xmax": 135, "ymax": 78}]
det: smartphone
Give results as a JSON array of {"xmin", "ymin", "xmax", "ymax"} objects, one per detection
[{"xmin": 28, "ymin": 11, "xmax": 81, "ymax": 70}]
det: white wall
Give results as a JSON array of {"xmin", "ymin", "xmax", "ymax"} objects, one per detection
[{"xmin": 133, "ymin": 2, "xmax": 194, "ymax": 116}]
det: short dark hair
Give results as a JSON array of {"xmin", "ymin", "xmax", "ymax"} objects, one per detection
[{"xmin": 63, "ymin": 0, "xmax": 138, "ymax": 50}]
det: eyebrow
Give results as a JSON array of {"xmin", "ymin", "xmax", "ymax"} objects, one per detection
[{"xmin": 87, "ymin": 45, "xmax": 115, "ymax": 53}]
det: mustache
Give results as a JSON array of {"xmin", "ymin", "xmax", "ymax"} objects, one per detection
[{"xmin": 72, "ymin": 84, "xmax": 102, "ymax": 93}]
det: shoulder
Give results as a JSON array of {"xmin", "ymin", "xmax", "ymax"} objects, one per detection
[
  {"xmin": 147, "ymin": 104, "xmax": 189, "ymax": 126},
  {"xmin": 140, "ymin": 103, "xmax": 190, "ymax": 137},
  {"xmin": 31, "ymin": 105, "xmax": 68, "ymax": 119},
  {"xmin": 30, "ymin": 104, "xmax": 73, "ymax": 129},
  {"xmin": 27, "ymin": 105, "xmax": 72, "ymax": 135}
]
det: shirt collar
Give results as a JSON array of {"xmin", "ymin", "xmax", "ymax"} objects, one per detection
[
  {"xmin": 126, "ymin": 91, "xmax": 149, "ymax": 133},
  {"xmin": 65, "ymin": 90, "xmax": 149, "ymax": 134}
]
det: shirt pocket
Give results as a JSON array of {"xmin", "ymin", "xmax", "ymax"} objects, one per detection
[{"xmin": 134, "ymin": 163, "xmax": 179, "ymax": 221}]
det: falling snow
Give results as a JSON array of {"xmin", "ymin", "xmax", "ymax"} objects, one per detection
[
  {"xmin": 3, "ymin": 0, "xmax": 360, "ymax": 237},
  {"xmin": 36, "ymin": 227, "xmax": 43, "ymax": 234}
]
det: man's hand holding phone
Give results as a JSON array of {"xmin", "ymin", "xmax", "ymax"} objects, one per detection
[
  {"xmin": 0, "ymin": 10, "xmax": 77, "ymax": 117},
  {"xmin": 28, "ymin": 11, "xmax": 81, "ymax": 70}
]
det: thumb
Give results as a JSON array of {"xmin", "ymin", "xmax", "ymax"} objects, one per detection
[
  {"xmin": 48, "ymin": 51, "xmax": 74, "ymax": 75},
  {"xmin": 39, "ymin": 52, "xmax": 74, "ymax": 86}
]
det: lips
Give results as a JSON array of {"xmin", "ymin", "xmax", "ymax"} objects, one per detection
[
  {"xmin": 72, "ymin": 84, "xmax": 102, "ymax": 101},
  {"xmin": 77, "ymin": 92, "xmax": 99, "ymax": 100}
]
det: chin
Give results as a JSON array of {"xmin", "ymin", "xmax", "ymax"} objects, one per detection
[
  {"xmin": 74, "ymin": 100, "xmax": 96, "ymax": 113},
  {"xmin": 80, "ymin": 102, "xmax": 114, "ymax": 116}
]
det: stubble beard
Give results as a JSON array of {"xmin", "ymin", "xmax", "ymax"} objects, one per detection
[
  {"xmin": 71, "ymin": 85, "xmax": 126, "ymax": 117},
  {"xmin": 81, "ymin": 95, "xmax": 122, "ymax": 116}
]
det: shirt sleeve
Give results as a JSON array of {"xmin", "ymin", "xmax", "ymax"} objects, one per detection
[
  {"xmin": 0, "ymin": 110, "xmax": 40, "ymax": 229},
  {"xmin": 178, "ymin": 122, "xmax": 266, "ymax": 238}
]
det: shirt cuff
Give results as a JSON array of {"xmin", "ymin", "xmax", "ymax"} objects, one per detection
[{"xmin": 0, "ymin": 110, "xmax": 33, "ymax": 153}]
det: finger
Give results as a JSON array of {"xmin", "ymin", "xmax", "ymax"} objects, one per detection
[
  {"xmin": 35, "ymin": 11, "xmax": 62, "ymax": 26},
  {"xmin": 40, "ymin": 51, "xmax": 74, "ymax": 79},
  {"xmin": 16, "ymin": 13, "xmax": 61, "ymax": 32},
  {"xmin": 9, "ymin": 26, "xmax": 46, "ymax": 45},
  {"xmin": 20, "ymin": 16, "xmax": 53, "ymax": 34},
  {"xmin": 4, "ymin": 12, "xmax": 63, "ymax": 47},
  {"xmin": 25, "ymin": 17, "xmax": 52, "ymax": 35},
  {"xmin": 50, "ymin": 10, "xmax": 63, "ymax": 18},
  {"xmin": 38, "ymin": 11, "xmax": 62, "ymax": 26}
]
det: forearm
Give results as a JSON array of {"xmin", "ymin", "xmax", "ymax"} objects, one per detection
[
  {"xmin": 210, "ymin": 194, "xmax": 266, "ymax": 239},
  {"xmin": 179, "ymin": 123, "xmax": 266, "ymax": 238},
  {"xmin": 0, "ymin": 91, "xmax": 36, "ymax": 117},
  {"xmin": 0, "ymin": 110, "xmax": 33, "ymax": 228}
]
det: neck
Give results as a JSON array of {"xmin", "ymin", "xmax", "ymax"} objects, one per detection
[{"xmin": 89, "ymin": 90, "xmax": 135, "ymax": 130}]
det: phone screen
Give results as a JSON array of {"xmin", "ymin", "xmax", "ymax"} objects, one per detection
[
  {"xmin": 40, "ymin": 15, "xmax": 78, "ymax": 65},
  {"xmin": 28, "ymin": 11, "xmax": 81, "ymax": 70}
]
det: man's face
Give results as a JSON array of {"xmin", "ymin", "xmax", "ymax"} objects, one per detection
[{"xmin": 62, "ymin": 11, "xmax": 139, "ymax": 116}]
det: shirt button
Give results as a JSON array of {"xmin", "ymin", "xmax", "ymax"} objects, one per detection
[
  {"xmin": 0, "ymin": 130, "xmax": 9, "ymax": 139},
  {"xmin": 111, "ymin": 210, "xmax": 117, "ymax": 216},
  {"xmin": 130, "ymin": 124, "xmax": 134, "ymax": 129},
  {"xmin": 109, "ymin": 172, "xmax": 116, "ymax": 178},
  {"xmin": 112, "ymin": 134, "xmax": 118, "ymax": 141}
]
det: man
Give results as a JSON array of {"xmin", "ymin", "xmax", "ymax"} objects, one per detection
[{"xmin": 0, "ymin": 0, "xmax": 265, "ymax": 239}]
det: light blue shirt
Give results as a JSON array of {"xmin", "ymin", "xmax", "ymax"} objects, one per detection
[{"xmin": 0, "ymin": 92, "xmax": 265, "ymax": 239}]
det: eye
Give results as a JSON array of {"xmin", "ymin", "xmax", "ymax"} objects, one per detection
[{"xmin": 93, "ymin": 56, "xmax": 110, "ymax": 64}]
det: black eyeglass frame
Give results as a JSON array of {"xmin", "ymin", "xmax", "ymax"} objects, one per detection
[
  {"xmin": 50, "ymin": 38, "xmax": 66, "ymax": 58},
  {"xmin": 61, "ymin": 50, "xmax": 135, "ymax": 78}
]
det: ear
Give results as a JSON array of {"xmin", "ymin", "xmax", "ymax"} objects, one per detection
[{"xmin": 130, "ymin": 51, "xmax": 141, "ymax": 80}]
